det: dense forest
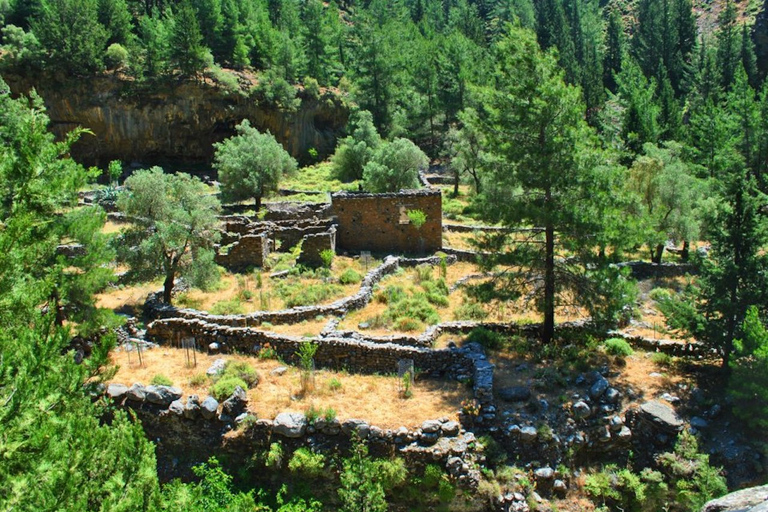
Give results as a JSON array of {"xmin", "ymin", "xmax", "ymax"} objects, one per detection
[{"xmin": 2, "ymin": 0, "xmax": 768, "ymax": 510}]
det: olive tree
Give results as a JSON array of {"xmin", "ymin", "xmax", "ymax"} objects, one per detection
[
  {"xmin": 362, "ymin": 137, "xmax": 428, "ymax": 193},
  {"xmin": 117, "ymin": 167, "xmax": 221, "ymax": 304},
  {"xmin": 213, "ymin": 119, "xmax": 297, "ymax": 209}
]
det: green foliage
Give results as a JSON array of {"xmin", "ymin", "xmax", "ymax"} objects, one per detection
[
  {"xmin": 331, "ymin": 110, "xmax": 382, "ymax": 182},
  {"xmin": 406, "ymin": 209, "xmax": 427, "ymax": 229},
  {"xmin": 105, "ymin": 42, "xmax": 129, "ymax": 70},
  {"xmin": 117, "ymin": 167, "xmax": 221, "ymax": 304},
  {"xmin": 296, "ymin": 342, "xmax": 318, "ymax": 371},
  {"xmin": 222, "ymin": 360, "xmax": 260, "ymax": 388},
  {"xmin": 319, "ymin": 249, "xmax": 334, "ymax": 269},
  {"xmin": 362, "ymin": 138, "xmax": 428, "ymax": 193},
  {"xmin": 169, "ymin": 0, "xmax": 211, "ymax": 78},
  {"xmin": 161, "ymin": 457, "xmax": 256, "ymax": 511},
  {"xmin": 189, "ymin": 372, "xmax": 209, "ymax": 387},
  {"xmin": 151, "ymin": 374, "xmax": 174, "ymax": 386},
  {"xmin": 210, "ymin": 298, "xmax": 245, "ymax": 315},
  {"xmin": 604, "ymin": 337, "xmax": 634, "ymax": 356},
  {"xmin": 466, "ymin": 327, "xmax": 505, "ymax": 351},
  {"xmin": 253, "ymin": 68, "xmax": 301, "ymax": 111},
  {"xmin": 0, "ymin": 23, "xmax": 42, "ymax": 67},
  {"xmin": 339, "ymin": 268, "xmax": 362, "ymax": 285},
  {"xmin": 265, "ymin": 442, "xmax": 284, "ymax": 469},
  {"xmin": 288, "ymin": 447, "xmax": 326, "ymax": 478},
  {"xmin": 214, "ymin": 119, "xmax": 298, "ymax": 209},
  {"xmin": 730, "ymin": 306, "xmax": 768, "ymax": 429},
  {"xmin": 338, "ymin": 439, "xmax": 407, "ymax": 512},
  {"xmin": 454, "ymin": 298, "xmax": 488, "ymax": 321},
  {"xmin": 210, "ymin": 375, "xmax": 248, "ymax": 401},
  {"xmin": 274, "ymin": 279, "xmax": 342, "ymax": 307}
]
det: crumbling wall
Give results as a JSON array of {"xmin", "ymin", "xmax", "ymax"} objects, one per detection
[
  {"xmin": 214, "ymin": 233, "xmax": 269, "ymax": 271},
  {"xmin": 331, "ymin": 190, "xmax": 442, "ymax": 254},
  {"xmin": 297, "ymin": 228, "xmax": 336, "ymax": 267}
]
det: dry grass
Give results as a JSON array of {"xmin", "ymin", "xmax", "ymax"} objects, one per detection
[
  {"xmin": 96, "ymin": 279, "xmax": 163, "ymax": 311},
  {"xmin": 108, "ymin": 347, "xmax": 470, "ymax": 428}
]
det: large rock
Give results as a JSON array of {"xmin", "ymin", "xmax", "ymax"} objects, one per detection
[
  {"xmin": 144, "ymin": 385, "xmax": 182, "ymax": 406},
  {"xmin": 206, "ymin": 358, "xmax": 227, "ymax": 377},
  {"xmin": 639, "ymin": 400, "xmax": 684, "ymax": 432},
  {"xmin": 184, "ymin": 395, "xmax": 201, "ymax": 419},
  {"xmin": 498, "ymin": 386, "xmax": 531, "ymax": 402},
  {"xmin": 200, "ymin": 397, "xmax": 219, "ymax": 419},
  {"xmin": 700, "ymin": 484, "xmax": 768, "ymax": 512},
  {"xmin": 220, "ymin": 386, "xmax": 248, "ymax": 420},
  {"xmin": 572, "ymin": 400, "xmax": 591, "ymax": 419},
  {"xmin": 273, "ymin": 412, "xmax": 307, "ymax": 438},
  {"xmin": 126, "ymin": 383, "xmax": 146, "ymax": 402},
  {"xmin": 590, "ymin": 376, "xmax": 610, "ymax": 399},
  {"xmin": 107, "ymin": 383, "xmax": 128, "ymax": 399}
]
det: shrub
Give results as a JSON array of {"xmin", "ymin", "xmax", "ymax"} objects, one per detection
[
  {"xmin": 222, "ymin": 360, "xmax": 260, "ymax": 388},
  {"xmin": 413, "ymin": 264, "xmax": 433, "ymax": 283},
  {"xmin": 454, "ymin": 299, "xmax": 488, "ymax": 321},
  {"xmin": 105, "ymin": 43, "xmax": 129, "ymax": 70},
  {"xmin": 265, "ymin": 442, "xmax": 284, "ymax": 469},
  {"xmin": 651, "ymin": 352, "xmax": 673, "ymax": 366},
  {"xmin": 151, "ymin": 374, "xmax": 173, "ymax": 386},
  {"xmin": 320, "ymin": 249, "xmax": 334, "ymax": 268},
  {"xmin": 189, "ymin": 373, "xmax": 208, "ymax": 387},
  {"xmin": 328, "ymin": 377, "xmax": 342, "ymax": 391},
  {"xmin": 305, "ymin": 404, "xmax": 320, "ymax": 424},
  {"xmin": 210, "ymin": 298, "xmax": 245, "ymax": 315},
  {"xmin": 323, "ymin": 406, "xmax": 337, "ymax": 421},
  {"xmin": 275, "ymin": 280, "xmax": 342, "ymax": 307},
  {"xmin": 407, "ymin": 209, "xmax": 427, "ymax": 229},
  {"xmin": 253, "ymin": 69, "xmax": 300, "ymax": 112},
  {"xmin": 176, "ymin": 292, "xmax": 204, "ymax": 310},
  {"xmin": 466, "ymin": 327, "xmax": 505, "ymax": 350},
  {"xmin": 386, "ymin": 295, "xmax": 440, "ymax": 325},
  {"xmin": 210, "ymin": 376, "xmax": 248, "ymax": 401},
  {"xmin": 604, "ymin": 337, "xmax": 634, "ymax": 356},
  {"xmin": 303, "ymin": 76, "xmax": 321, "ymax": 99},
  {"xmin": 339, "ymin": 268, "xmax": 362, "ymax": 285},
  {"xmin": 394, "ymin": 317, "xmax": 424, "ymax": 332},
  {"xmin": 288, "ymin": 447, "xmax": 326, "ymax": 478},
  {"xmin": 375, "ymin": 285, "xmax": 406, "ymax": 304}
]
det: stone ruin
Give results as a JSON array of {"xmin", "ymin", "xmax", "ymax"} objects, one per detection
[{"xmin": 212, "ymin": 189, "xmax": 443, "ymax": 271}]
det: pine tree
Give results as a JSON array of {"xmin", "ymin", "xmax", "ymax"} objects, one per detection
[
  {"xmin": 603, "ymin": 7, "xmax": 625, "ymax": 93},
  {"xmin": 716, "ymin": 0, "xmax": 740, "ymax": 91},
  {"xmin": 169, "ymin": 0, "xmax": 210, "ymax": 78},
  {"xmin": 741, "ymin": 23, "xmax": 759, "ymax": 89}
]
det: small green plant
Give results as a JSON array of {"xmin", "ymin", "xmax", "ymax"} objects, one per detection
[
  {"xmin": 297, "ymin": 342, "xmax": 318, "ymax": 394},
  {"xmin": 328, "ymin": 377, "xmax": 342, "ymax": 391},
  {"xmin": 305, "ymin": 404, "xmax": 320, "ymax": 424},
  {"xmin": 222, "ymin": 360, "xmax": 260, "ymax": 388},
  {"xmin": 466, "ymin": 327, "xmax": 505, "ymax": 350},
  {"xmin": 400, "ymin": 371, "xmax": 413, "ymax": 399},
  {"xmin": 323, "ymin": 406, "xmax": 337, "ymax": 421},
  {"xmin": 320, "ymin": 249, "xmax": 335, "ymax": 269},
  {"xmin": 339, "ymin": 268, "xmax": 362, "ymax": 284},
  {"xmin": 189, "ymin": 373, "xmax": 208, "ymax": 387},
  {"xmin": 210, "ymin": 376, "xmax": 248, "ymax": 401},
  {"xmin": 238, "ymin": 413, "xmax": 258, "ymax": 430},
  {"xmin": 265, "ymin": 442, "xmax": 284, "ymax": 469},
  {"xmin": 308, "ymin": 146, "xmax": 319, "ymax": 160},
  {"xmin": 254, "ymin": 270, "xmax": 263, "ymax": 288},
  {"xmin": 288, "ymin": 447, "xmax": 326, "ymax": 478},
  {"xmin": 257, "ymin": 342, "xmax": 278, "ymax": 360},
  {"xmin": 176, "ymin": 292, "xmax": 203, "ymax": 310},
  {"xmin": 210, "ymin": 298, "xmax": 245, "ymax": 315},
  {"xmin": 604, "ymin": 337, "xmax": 634, "ymax": 356},
  {"xmin": 413, "ymin": 263, "xmax": 433, "ymax": 283},
  {"xmin": 454, "ymin": 299, "xmax": 488, "ymax": 320},
  {"xmin": 438, "ymin": 252, "xmax": 448, "ymax": 279},
  {"xmin": 651, "ymin": 352, "xmax": 673, "ymax": 366},
  {"xmin": 150, "ymin": 374, "xmax": 173, "ymax": 386},
  {"xmin": 407, "ymin": 209, "xmax": 427, "ymax": 229}
]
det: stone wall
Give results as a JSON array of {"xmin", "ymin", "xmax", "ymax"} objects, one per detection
[
  {"xmin": 331, "ymin": 190, "xmax": 442, "ymax": 254},
  {"xmin": 297, "ymin": 228, "xmax": 336, "ymax": 267},
  {"xmin": 214, "ymin": 233, "xmax": 269, "ymax": 270}
]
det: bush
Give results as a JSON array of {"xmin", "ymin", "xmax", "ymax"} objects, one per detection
[
  {"xmin": 328, "ymin": 378, "xmax": 342, "ymax": 391},
  {"xmin": 466, "ymin": 327, "xmax": 505, "ymax": 350},
  {"xmin": 454, "ymin": 299, "xmax": 488, "ymax": 321},
  {"xmin": 105, "ymin": 43, "xmax": 129, "ymax": 70},
  {"xmin": 407, "ymin": 209, "xmax": 427, "ymax": 229},
  {"xmin": 210, "ymin": 376, "xmax": 248, "ymax": 401},
  {"xmin": 288, "ymin": 447, "xmax": 326, "ymax": 478},
  {"xmin": 189, "ymin": 373, "xmax": 208, "ymax": 387},
  {"xmin": 210, "ymin": 298, "xmax": 245, "ymax": 315},
  {"xmin": 394, "ymin": 317, "xmax": 424, "ymax": 332},
  {"xmin": 265, "ymin": 442, "xmax": 284, "ymax": 469},
  {"xmin": 651, "ymin": 352, "xmax": 673, "ymax": 366},
  {"xmin": 222, "ymin": 360, "xmax": 260, "ymax": 388},
  {"xmin": 413, "ymin": 264, "xmax": 434, "ymax": 283},
  {"xmin": 275, "ymin": 280, "xmax": 343, "ymax": 307},
  {"xmin": 339, "ymin": 268, "xmax": 362, "ymax": 285},
  {"xmin": 151, "ymin": 374, "xmax": 173, "ymax": 386},
  {"xmin": 253, "ymin": 69, "xmax": 300, "ymax": 112},
  {"xmin": 604, "ymin": 337, "xmax": 634, "ymax": 356},
  {"xmin": 375, "ymin": 285, "xmax": 406, "ymax": 304}
]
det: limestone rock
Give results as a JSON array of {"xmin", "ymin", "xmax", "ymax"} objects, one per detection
[
  {"xmin": 145, "ymin": 385, "xmax": 182, "ymax": 406},
  {"xmin": 126, "ymin": 383, "xmax": 146, "ymax": 402},
  {"xmin": 421, "ymin": 419, "xmax": 441, "ymax": 434},
  {"xmin": 206, "ymin": 358, "xmax": 227, "ymax": 377},
  {"xmin": 201, "ymin": 396, "xmax": 219, "ymax": 419},
  {"xmin": 572, "ymin": 400, "xmax": 591, "ymax": 419},
  {"xmin": 590, "ymin": 376, "xmax": 610, "ymax": 399},
  {"xmin": 639, "ymin": 400, "xmax": 684, "ymax": 432},
  {"xmin": 520, "ymin": 426, "xmax": 538, "ymax": 443},
  {"xmin": 168, "ymin": 399, "xmax": 184, "ymax": 416},
  {"xmin": 107, "ymin": 383, "xmax": 128, "ymax": 399},
  {"xmin": 221, "ymin": 386, "xmax": 248, "ymax": 419},
  {"xmin": 273, "ymin": 412, "xmax": 307, "ymax": 438},
  {"xmin": 342, "ymin": 419, "xmax": 370, "ymax": 439},
  {"xmin": 441, "ymin": 420, "xmax": 460, "ymax": 437},
  {"xmin": 184, "ymin": 395, "xmax": 201, "ymax": 419},
  {"xmin": 700, "ymin": 484, "xmax": 768, "ymax": 512}
]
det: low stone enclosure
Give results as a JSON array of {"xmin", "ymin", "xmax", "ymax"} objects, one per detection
[{"xmin": 213, "ymin": 189, "xmax": 443, "ymax": 271}]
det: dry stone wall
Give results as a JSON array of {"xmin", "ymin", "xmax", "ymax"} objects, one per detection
[
  {"xmin": 297, "ymin": 228, "xmax": 336, "ymax": 267},
  {"xmin": 331, "ymin": 190, "xmax": 442, "ymax": 254},
  {"xmin": 214, "ymin": 233, "xmax": 269, "ymax": 270}
]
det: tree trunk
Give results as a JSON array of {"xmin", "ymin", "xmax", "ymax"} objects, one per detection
[
  {"xmin": 453, "ymin": 169, "xmax": 460, "ymax": 197},
  {"xmin": 163, "ymin": 271, "xmax": 175, "ymax": 304},
  {"xmin": 543, "ymin": 220, "xmax": 555, "ymax": 344},
  {"xmin": 681, "ymin": 240, "xmax": 690, "ymax": 262},
  {"xmin": 651, "ymin": 244, "xmax": 664, "ymax": 264}
]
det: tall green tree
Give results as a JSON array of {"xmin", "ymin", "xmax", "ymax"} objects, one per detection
[
  {"xmin": 117, "ymin": 168, "xmax": 221, "ymax": 304},
  {"xmin": 213, "ymin": 119, "xmax": 297, "ymax": 209},
  {"xmin": 168, "ymin": 0, "xmax": 210, "ymax": 78},
  {"xmin": 716, "ymin": 0, "xmax": 740, "ymax": 91},
  {"xmin": 31, "ymin": 0, "xmax": 109, "ymax": 73},
  {"xmin": 471, "ymin": 26, "xmax": 631, "ymax": 342},
  {"xmin": 361, "ymin": 137, "xmax": 428, "ymax": 193}
]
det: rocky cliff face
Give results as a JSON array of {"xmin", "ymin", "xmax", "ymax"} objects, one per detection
[{"xmin": 2, "ymin": 72, "xmax": 349, "ymax": 167}]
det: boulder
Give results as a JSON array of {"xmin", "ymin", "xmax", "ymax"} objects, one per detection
[
  {"xmin": 126, "ymin": 383, "xmax": 146, "ymax": 402},
  {"xmin": 342, "ymin": 419, "xmax": 370, "ymax": 439},
  {"xmin": 441, "ymin": 420, "xmax": 460, "ymax": 437},
  {"xmin": 700, "ymin": 484, "xmax": 768, "ymax": 512},
  {"xmin": 572, "ymin": 400, "xmax": 591, "ymax": 419},
  {"xmin": 273, "ymin": 412, "xmax": 307, "ymax": 438},
  {"xmin": 498, "ymin": 386, "xmax": 531, "ymax": 402},
  {"xmin": 184, "ymin": 395, "xmax": 201, "ymax": 419},
  {"xmin": 421, "ymin": 419, "xmax": 441, "ymax": 434},
  {"xmin": 520, "ymin": 426, "xmax": 538, "ymax": 443},
  {"xmin": 168, "ymin": 399, "xmax": 184, "ymax": 416},
  {"xmin": 639, "ymin": 400, "xmax": 684, "ymax": 432},
  {"xmin": 590, "ymin": 376, "xmax": 610, "ymax": 399},
  {"xmin": 270, "ymin": 366, "xmax": 288, "ymax": 376},
  {"xmin": 107, "ymin": 383, "xmax": 128, "ymax": 399},
  {"xmin": 206, "ymin": 358, "xmax": 227, "ymax": 377},
  {"xmin": 535, "ymin": 467, "xmax": 554, "ymax": 480},
  {"xmin": 144, "ymin": 385, "xmax": 182, "ymax": 406},
  {"xmin": 200, "ymin": 396, "xmax": 219, "ymax": 419},
  {"xmin": 221, "ymin": 386, "xmax": 248, "ymax": 419}
]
